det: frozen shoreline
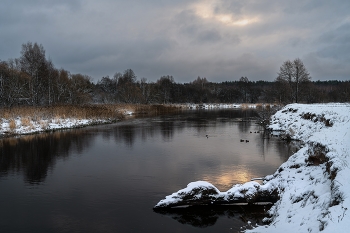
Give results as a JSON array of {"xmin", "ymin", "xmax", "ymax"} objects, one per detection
[{"xmin": 154, "ymin": 103, "xmax": 350, "ymax": 232}]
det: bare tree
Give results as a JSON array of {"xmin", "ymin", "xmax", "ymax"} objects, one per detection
[
  {"xmin": 97, "ymin": 76, "xmax": 118, "ymax": 103},
  {"xmin": 191, "ymin": 76, "xmax": 209, "ymax": 103},
  {"xmin": 293, "ymin": 58, "xmax": 311, "ymax": 103},
  {"xmin": 55, "ymin": 69, "xmax": 70, "ymax": 103},
  {"xmin": 277, "ymin": 58, "xmax": 311, "ymax": 103},
  {"xmin": 68, "ymin": 74, "xmax": 93, "ymax": 104},
  {"xmin": 116, "ymin": 69, "xmax": 141, "ymax": 103},
  {"xmin": 0, "ymin": 59, "xmax": 30, "ymax": 106},
  {"xmin": 0, "ymin": 61, "xmax": 7, "ymax": 105},
  {"xmin": 139, "ymin": 77, "xmax": 154, "ymax": 104},
  {"xmin": 157, "ymin": 75, "xmax": 174, "ymax": 104},
  {"xmin": 238, "ymin": 77, "xmax": 251, "ymax": 103},
  {"xmin": 19, "ymin": 42, "xmax": 47, "ymax": 105}
]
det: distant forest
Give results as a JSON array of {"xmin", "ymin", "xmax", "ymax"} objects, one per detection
[{"xmin": 0, "ymin": 42, "xmax": 349, "ymax": 107}]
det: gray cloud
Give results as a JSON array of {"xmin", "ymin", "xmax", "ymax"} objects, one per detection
[
  {"xmin": 303, "ymin": 21, "xmax": 350, "ymax": 80},
  {"xmin": 304, "ymin": 53, "xmax": 350, "ymax": 81},
  {"xmin": 317, "ymin": 23, "xmax": 350, "ymax": 59},
  {"xmin": 0, "ymin": 0, "xmax": 349, "ymax": 82}
]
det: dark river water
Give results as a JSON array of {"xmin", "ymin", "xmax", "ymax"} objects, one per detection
[{"xmin": 0, "ymin": 109, "xmax": 295, "ymax": 233}]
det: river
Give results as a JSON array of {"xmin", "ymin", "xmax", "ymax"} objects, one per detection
[{"xmin": 0, "ymin": 109, "xmax": 296, "ymax": 232}]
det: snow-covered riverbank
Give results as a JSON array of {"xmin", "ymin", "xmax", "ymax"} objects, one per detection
[
  {"xmin": 0, "ymin": 108, "xmax": 134, "ymax": 137},
  {"xmin": 248, "ymin": 103, "xmax": 350, "ymax": 232},
  {"xmin": 0, "ymin": 103, "xmax": 275, "ymax": 138},
  {"xmin": 154, "ymin": 103, "xmax": 350, "ymax": 232},
  {"xmin": 0, "ymin": 118, "xmax": 113, "ymax": 137}
]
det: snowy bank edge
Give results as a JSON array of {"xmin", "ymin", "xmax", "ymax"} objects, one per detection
[
  {"xmin": 154, "ymin": 103, "xmax": 350, "ymax": 233},
  {"xmin": 0, "ymin": 118, "xmax": 118, "ymax": 138},
  {"xmin": 0, "ymin": 103, "xmax": 268, "ymax": 138}
]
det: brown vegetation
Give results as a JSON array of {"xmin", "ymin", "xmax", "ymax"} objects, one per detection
[
  {"xmin": 301, "ymin": 112, "xmax": 333, "ymax": 127},
  {"xmin": 0, "ymin": 104, "xmax": 182, "ymax": 138},
  {"xmin": 0, "ymin": 104, "xmax": 181, "ymax": 122},
  {"xmin": 9, "ymin": 119, "xmax": 16, "ymax": 132},
  {"xmin": 21, "ymin": 117, "xmax": 32, "ymax": 127}
]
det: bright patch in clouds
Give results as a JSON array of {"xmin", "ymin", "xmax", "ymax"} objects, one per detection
[
  {"xmin": 1, "ymin": 0, "xmax": 349, "ymax": 82},
  {"xmin": 192, "ymin": 0, "xmax": 259, "ymax": 26}
]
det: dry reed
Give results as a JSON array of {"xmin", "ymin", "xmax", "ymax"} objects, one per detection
[
  {"xmin": 9, "ymin": 119, "xmax": 16, "ymax": 132},
  {"xmin": 40, "ymin": 120, "xmax": 49, "ymax": 130},
  {"xmin": 54, "ymin": 115, "xmax": 62, "ymax": 124},
  {"xmin": 241, "ymin": 103, "xmax": 249, "ymax": 109},
  {"xmin": 0, "ymin": 104, "xmax": 181, "ymax": 124},
  {"xmin": 21, "ymin": 117, "xmax": 32, "ymax": 127}
]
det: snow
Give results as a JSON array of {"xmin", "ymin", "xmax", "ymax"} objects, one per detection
[
  {"xmin": 177, "ymin": 103, "xmax": 263, "ymax": 109},
  {"xmin": 252, "ymin": 103, "xmax": 350, "ymax": 233},
  {"xmin": 0, "ymin": 118, "xmax": 106, "ymax": 136},
  {"xmin": 154, "ymin": 180, "xmax": 269, "ymax": 208},
  {"xmin": 0, "ymin": 109, "xmax": 134, "ymax": 137},
  {"xmin": 155, "ymin": 181, "xmax": 220, "ymax": 208},
  {"xmin": 154, "ymin": 103, "xmax": 350, "ymax": 232}
]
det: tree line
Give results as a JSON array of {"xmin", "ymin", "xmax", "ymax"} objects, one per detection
[{"xmin": 0, "ymin": 42, "xmax": 349, "ymax": 107}]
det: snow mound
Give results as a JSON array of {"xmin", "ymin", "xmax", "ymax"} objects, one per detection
[
  {"xmin": 155, "ymin": 181, "xmax": 220, "ymax": 208},
  {"xmin": 154, "ymin": 180, "xmax": 279, "ymax": 208}
]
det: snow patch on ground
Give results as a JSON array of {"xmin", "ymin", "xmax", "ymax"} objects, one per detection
[
  {"xmin": 0, "ymin": 118, "xmax": 109, "ymax": 136},
  {"xmin": 0, "ymin": 110, "xmax": 135, "ymax": 137},
  {"xmin": 178, "ymin": 103, "xmax": 268, "ymax": 109}
]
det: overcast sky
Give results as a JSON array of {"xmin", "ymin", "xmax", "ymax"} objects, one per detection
[{"xmin": 1, "ymin": 0, "xmax": 349, "ymax": 83}]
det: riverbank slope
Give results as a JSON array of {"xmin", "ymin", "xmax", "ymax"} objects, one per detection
[
  {"xmin": 154, "ymin": 103, "xmax": 350, "ymax": 232},
  {"xmin": 246, "ymin": 103, "xmax": 350, "ymax": 232}
]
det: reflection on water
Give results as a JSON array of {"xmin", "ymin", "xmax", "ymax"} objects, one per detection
[
  {"xmin": 0, "ymin": 109, "xmax": 296, "ymax": 232},
  {"xmin": 153, "ymin": 204, "xmax": 272, "ymax": 231},
  {"xmin": 0, "ymin": 131, "xmax": 95, "ymax": 184}
]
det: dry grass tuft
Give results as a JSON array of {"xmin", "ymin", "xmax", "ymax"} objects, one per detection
[
  {"xmin": 256, "ymin": 103, "xmax": 263, "ymax": 110},
  {"xmin": 9, "ymin": 119, "xmax": 16, "ymax": 132},
  {"xmin": 21, "ymin": 117, "xmax": 32, "ymax": 127},
  {"xmin": 40, "ymin": 120, "xmax": 49, "ymax": 130},
  {"xmin": 241, "ymin": 103, "xmax": 249, "ymax": 109},
  {"xmin": 2, "ymin": 111, "xmax": 12, "ymax": 119},
  {"xmin": 54, "ymin": 115, "xmax": 62, "ymax": 124}
]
